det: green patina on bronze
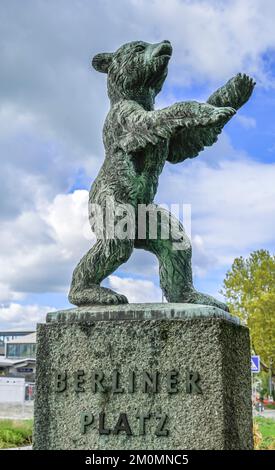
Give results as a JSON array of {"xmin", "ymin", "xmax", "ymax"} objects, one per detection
[{"xmin": 68, "ymin": 40, "xmax": 255, "ymax": 308}]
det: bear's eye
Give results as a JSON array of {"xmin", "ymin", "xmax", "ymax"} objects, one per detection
[{"xmin": 135, "ymin": 45, "xmax": 145, "ymax": 53}]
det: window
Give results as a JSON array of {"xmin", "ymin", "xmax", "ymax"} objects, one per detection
[{"xmin": 6, "ymin": 343, "xmax": 36, "ymax": 359}]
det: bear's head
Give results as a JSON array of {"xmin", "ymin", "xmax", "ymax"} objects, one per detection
[{"xmin": 92, "ymin": 40, "xmax": 172, "ymax": 108}]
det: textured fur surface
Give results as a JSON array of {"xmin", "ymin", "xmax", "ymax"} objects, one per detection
[{"xmin": 69, "ymin": 40, "xmax": 255, "ymax": 307}]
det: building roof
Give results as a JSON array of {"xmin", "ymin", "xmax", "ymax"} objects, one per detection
[
  {"xmin": 0, "ymin": 357, "xmax": 36, "ymax": 367},
  {"xmin": 6, "ymin": 333, "xmax": 36, "ymax": 344},
  {"xmin": 0, "ymin": 329, "xmax": 35, "ymax": 335}
]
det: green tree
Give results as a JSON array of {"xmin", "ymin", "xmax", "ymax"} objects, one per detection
[{"xmin": 222, "ymin": 250, "xmax": 275, "ymax": 376}]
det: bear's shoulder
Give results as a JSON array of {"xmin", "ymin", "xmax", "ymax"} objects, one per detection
[
  {"xmin": 103, "ymin": 100, "xmax": 146, "ymax": 149},
  {"xmin": 107, "ymin": 99, "xmax": 145, "ymax": 123}
]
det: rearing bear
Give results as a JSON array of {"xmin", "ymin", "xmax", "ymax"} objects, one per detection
[{"xmin": 68, "ymin": 40, "xmax": 255, "ymax": 309}]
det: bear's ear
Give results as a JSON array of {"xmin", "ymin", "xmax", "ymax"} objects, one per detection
[{"xmin": 92, "ymin": 52, "xmax": 114, "ymax": 73}]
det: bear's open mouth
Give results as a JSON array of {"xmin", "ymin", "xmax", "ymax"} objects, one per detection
[{"xmin": 153, "ymin": 42, "xmax": 173, "ymax": 59}]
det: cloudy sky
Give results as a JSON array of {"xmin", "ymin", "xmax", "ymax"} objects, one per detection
[{"xmin": 1, "ymin": 0, "xmax": 275, "ymax": 329}]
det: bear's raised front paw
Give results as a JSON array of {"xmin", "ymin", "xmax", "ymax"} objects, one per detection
[
  {"xmin": 233, "ymin": 73, "xmax": 256, "ymax": 102},
  {"xmin": 211, "ymin": 106, "xmax": 236, "ymax": 125}
]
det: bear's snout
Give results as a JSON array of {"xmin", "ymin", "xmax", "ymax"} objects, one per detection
[{"xmin": 151, "ymin": 41, "xmax": 173, "ymax": 59}]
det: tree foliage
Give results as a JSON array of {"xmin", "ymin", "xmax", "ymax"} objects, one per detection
[{"xmin": 222, "ymin": 250, "xmax": 275, "ymax": 374}]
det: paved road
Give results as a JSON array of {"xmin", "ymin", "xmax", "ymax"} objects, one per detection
[
  {"xmin": 254, "ymin": 409, "xmax": 275, "ymax": 420},
  {"xmin": 0, "ymin": 402, "xmax": 33, "ymax": 420},
  {"xmin": 1, "ymin": 446, "xmax": 32, "ymax": 450}
]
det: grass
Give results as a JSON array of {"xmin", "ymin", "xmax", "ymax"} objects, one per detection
[
  {"xmin": 254, "ymin": 416, "xmax": 275, "ymax": 450},
  {"xmin": 0, "ymin": 417, "xmax": 274, "ymax": 449},
  {"xmin": 265, "ymin": 403, "xmax": 275, "ymax": 410},
  {"xmin": 0, "ymin": 419, "xmax": 32, "ymax": 449}
]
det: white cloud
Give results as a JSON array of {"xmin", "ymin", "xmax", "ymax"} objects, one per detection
[
  {"xmin": 0, "ymin": 303, "xmax": 55, "ymax": 330},
  {"xmin": 236, "ymin": 114, "xmax": 256, "ymax": 129},
  {"xmin": 108, "ymin": 275, "xmax": 162, "ymax": 303},
  {"xmin": 118, "ymin": 249, "xmax": 159, "ymax": 277},
  {"xmin": 41, "ymin": 190, "xmax": 94, "ymax": 254},
  {"xmin": 192, "ymin": 235, "xmax": 218, "ymax": 278},
  {"xmin": 0, "ymin": 190, "xmax": 93, "ymax": 302},
  {"xmin": 0, "ymin": 105, "xmax": 38, "ymax": 138},
  {"xmin": 0, "ymin": 284, "xmax": 24, "ymax": 304},
  {"xmin": 129, "ymin": 0, "xmax": 275, "ymax": 87},
  {"xmin": 157, "ymin": 146, "xmax": 275, "ymax": 273}
]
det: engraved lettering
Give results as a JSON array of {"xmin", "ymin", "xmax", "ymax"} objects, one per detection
[
  {"xmin": 155, "ymin": 413, "xmax": 169, "ymax": 436},
  {"xmin": 74, "ymin": 369, "xmax": 85, "ymax": 392},
  {"xmin": 99, "ymin": 412, "xmax": 111, "ymax": 435},
  {"xmin": 112, "ymin": 370, "xmax": 124, "ymax": 393},
  {"xmin": 91, "ymin": 370, "xmax": 105, "ymax": 393},
  {"xmin": 136, "ymin": 413, "xmax": 151, "ymax": 435},
  {"xmin": 142, "ymin": 371, "xmax": 159, "ymax": 393},
  {"xmin": 80, "ymin": 412, "xmax": 94, "ymax": 434},
  {"xmin": 186, "ymin": 370, "xmax": 202, "ymax": 394},
  {"xmin": 113, "ymin": 413, "xmax": 133, "ymax": 435},
  {"xmin": 167, "ymin": 370, "xmax": 179, "ymax": 394},
  {"xmin": 55, "ymin": 371, "xmax": 67, "ymax": 392},
  {"xmin": 128, "ymin": 370, "xmax": 135, "ymax": 393}
]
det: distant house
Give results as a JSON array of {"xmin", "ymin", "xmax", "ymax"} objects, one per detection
[
  {"xmin": 6, "ymin": 332, "xmax": 36, "ymax": 359},
  {"xmin": 0, "ymin": 332, "xmax": 36, "ymax": 383},
  {"xmin": 0, "ymin": 339, "xmax": 3, "ymax": 356},
  {"xmin": 0, "ymin": 330, "xmax": 34, "ymax": 355}
]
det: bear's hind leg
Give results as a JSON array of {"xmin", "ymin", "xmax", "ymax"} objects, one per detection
[
  {"xmin": 68, "ymin": 239, "xmax": 133, "ymax": 306},
  {"xmin": 135, "ymin": 205, "xmax": 229, "ymax": 311}
]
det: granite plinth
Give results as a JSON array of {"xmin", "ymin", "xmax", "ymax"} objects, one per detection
[{"xmin": 33, "ymin": 304, "xmax": 253, "ymax": 450}]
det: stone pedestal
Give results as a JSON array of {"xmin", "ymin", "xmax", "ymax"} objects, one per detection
[{"xmin": 33, "ymin": 304, "xmax": 253, "ymax": 450}]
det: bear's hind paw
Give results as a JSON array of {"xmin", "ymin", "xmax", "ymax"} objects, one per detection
[{"xmin": 68, "ymin": 285, "xmax": 128, "ymax": 306}]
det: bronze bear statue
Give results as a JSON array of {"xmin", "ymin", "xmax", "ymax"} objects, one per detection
[{"xmin": 69, "ymin": 40, "xmax": 255, "ymax": 309}]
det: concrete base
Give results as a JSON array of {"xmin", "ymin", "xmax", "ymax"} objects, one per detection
[{"xmin": 33, "ymin": 304, "xmax": 253, "ymax": 450}]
